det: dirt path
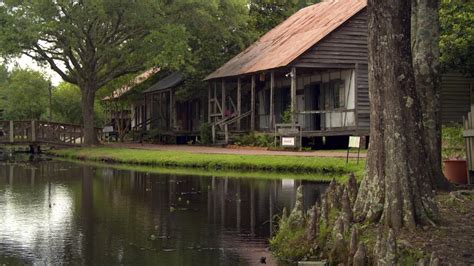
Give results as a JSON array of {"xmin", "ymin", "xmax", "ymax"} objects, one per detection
[
  {"xmin": 106, "ymin": 143, "xmax": 367, "ymax": 158},
  {"xmin": 399, "ymin": 191, "xmax": 474, "ymax": 265}
]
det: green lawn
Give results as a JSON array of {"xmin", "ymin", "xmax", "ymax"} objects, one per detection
[{"xmin": 50, "ymin": 147, "xmax": 365, "ymax": 180}]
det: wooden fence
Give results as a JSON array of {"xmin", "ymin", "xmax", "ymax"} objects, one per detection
[
  {"xmin": 0, "ymin": 120, "xmax": 96, "ymax": 146},
  {"xmin": 464, "ymin": 105, "xmax": 474, "ymax": 185}
]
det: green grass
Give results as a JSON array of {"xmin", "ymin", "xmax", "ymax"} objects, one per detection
[
  {"xmin": 57, "ymin": 158, "xmax": 349, "ymax": 181},
  {"xmin": 50, "ymin": 147, "xmax": 364, "ymax": 180}
]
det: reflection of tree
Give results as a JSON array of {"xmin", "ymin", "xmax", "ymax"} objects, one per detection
[
  {"xmin": 81, "ymin": 166, "xmax": 94, "ymax": 264},
  {"xmin": 0, "ymin": 161, "xmax": 332, "ymax": 264},
  {"xmin": 236, "ymin": 181, "xmax": 241, "ymax": 231}
]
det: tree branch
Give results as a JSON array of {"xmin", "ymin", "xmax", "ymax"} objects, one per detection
[{"xmin": 23, "ymin": 49, "xmax": 77, "ymax": 84}]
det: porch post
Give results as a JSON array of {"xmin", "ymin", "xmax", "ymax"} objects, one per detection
[
  {"xmin": 251, "ymin": 75, "xmax": 256, "ymax": 131},
  {"xmin": 237, "ymin": 77, "xmax": 241, "ymax": 130},
  {"xmin": 270, "ymin": 71, "xmax": 275, "ymax": 129},
  {"xmin": 221, "ymin": 79, "xmax": 226, "ymax": 118},
  {"xmin": 169, "ymin": 90, "xmax": 174, "ymax": 130},
  {"xmin": 144, "ymin": 94, "xmax": 147, "ymax": 123},
  {"xmin": 31, "ymin": 120, "xmax": 36, "ymax": 142},
  {"xmin": 290, "ymin": 67, "xmax": 297, "ymax": 126},
  {"xmin": 208, "ymin": 85, "xmax": 211, "ymax": 123},
  {"xmin": 9, "ymin": 120, "xmax": 14, "ymax": 143}
]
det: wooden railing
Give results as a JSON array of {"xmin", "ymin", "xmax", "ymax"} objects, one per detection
[
  {"xmin": 464, "ymin": 105, "xmax": 474, "ymax": 184},
  {"xmin": 211, "ymin": 111, "xmax": 251, "ymax": 144},
  {"xmin": 0, "ymin": 120, "xmax": 97, "ymax": 146}
]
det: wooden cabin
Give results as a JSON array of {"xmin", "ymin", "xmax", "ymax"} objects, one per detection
[
  {"xmin": 103, "ymin": 68, "xmax": 160, "ymax": 140},
  {"xmin": 131, "ymin": 72, "xmax": 203, "ymax": 143},
  {"xmin": 441, "ymin": 73, "xmax": 474, "ymax": 124},
  {"xmin": 205, "ymin": 0, "xmax": 474, "ymax": 146}
]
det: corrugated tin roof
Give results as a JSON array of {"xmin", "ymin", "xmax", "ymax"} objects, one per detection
[
  {"xmin": 205, "ymin": 0, "xmax": 367, "ymax": 80},
  {"xmin": 103, "ymin": 67, "xmax": 160, "ymax": 100},
  {"xmin": 142, "ymin": 72, "xmax": 184, "ymax": 94}
]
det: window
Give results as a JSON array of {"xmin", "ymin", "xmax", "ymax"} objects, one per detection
[{"xmin": 324, "ymin": 79, "xmax": 345, "ymax": 109}]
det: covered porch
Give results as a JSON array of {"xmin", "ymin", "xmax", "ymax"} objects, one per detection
[
  {"xmin": 131, "ymin": 72, "xmax": 202, "ymax": 143},
  {"xmin": 207, "ymin": 67, "xmax": 357, "ymax": 142}
]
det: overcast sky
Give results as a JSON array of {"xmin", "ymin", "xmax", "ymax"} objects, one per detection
[{"xmin": 9, "ymin": 55, "xmax": 63, "ymax": 86}]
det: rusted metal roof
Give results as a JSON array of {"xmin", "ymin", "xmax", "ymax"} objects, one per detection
[
  {"xmin": 142, "ymin": 72, "xmax": 184, "ymax": 94},
  {"xmin": 102, "ymin": 67, "xmax": 160, "ymax": 101},
  {"xmin": 205, "ymin": 0, "xmax": 367, "ymax": 80}
]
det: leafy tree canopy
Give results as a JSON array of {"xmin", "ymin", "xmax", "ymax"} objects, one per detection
[
  {"xmin": 0, "ymin": 68, "xmax": 50, "ymax": 120},
  {"xmin": 249, "ymin": 0, "xmax": 320, "ymax": 35},
  {"xmin": 440, "ymin": 0, "xmax": 474, "ymax": 76}
]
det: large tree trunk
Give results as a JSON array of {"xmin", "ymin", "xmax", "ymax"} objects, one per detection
[
  {"xmin": 81, "ymin": 86, "xmax": 98, "ymax": 146},
  {"xmin": 411, "ymin": 0, "xmax": 450, "ymax": 190},
  {"xmin": 354, "ymin": 0, "xmax": 438, "ymax": 231}
]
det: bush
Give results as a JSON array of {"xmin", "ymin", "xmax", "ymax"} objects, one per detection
[
  {"xmin": 199, "ymin": 123, "xmax": 212, "ymax": 144},
  {"xmin": 281, "ymin": 104, "xmax": 292, "ymax": 124},
  {"xmin": 234, "ymin": 133, "xmax": 275, "ymax": 147},
  {"xmin": 442, "ymin": 125, "xmax": 466, "ymax": 159}
]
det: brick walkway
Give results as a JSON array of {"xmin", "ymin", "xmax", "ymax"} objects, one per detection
[{"xmin": 107, "ymin": 143, "xmax": 367, "ymax": 158}]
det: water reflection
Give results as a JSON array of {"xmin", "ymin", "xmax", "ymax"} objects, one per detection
[{"xmin": 0, "ymin": 160, "xmax": 328, "ymax": 265}]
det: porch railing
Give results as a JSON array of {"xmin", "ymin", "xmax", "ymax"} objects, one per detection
[
  {"xmin": 296, "ymin": 109, "xmax": 356, "ymax": 131},
  {"xmin": 211, "ymin": 110, "xmax": 251, "ymax": 144}
]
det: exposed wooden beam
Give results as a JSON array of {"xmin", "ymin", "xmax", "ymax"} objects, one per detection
[
  {"xmin": 237, "ymin": 77, "xmax": 241, "ymax": 130},
  {"xmin": 291, "ymin": 67, "xmax": 297, "ymax": 126},
  {"xmin": 251, "ymin": 75, "xmax": 256, "ymax": 131},
  {"xmin": 270, "ymin": 71, "xmax": 275, "ymax": 130},
  {"xmin": 169, "ymin": 90, "xmax": 174, "ymax": 129},
  {"xmin": 208, "ymin": 85, "xmax": 211, "ymax": 123},
  {"xmin": 221, "ymin": 79, "xmax": 226, "ymax": 118}
]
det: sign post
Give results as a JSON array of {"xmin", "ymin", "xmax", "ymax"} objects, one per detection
[{"xmin": 347, "ymin": 136, "xmax": 361, "ymax": 164}]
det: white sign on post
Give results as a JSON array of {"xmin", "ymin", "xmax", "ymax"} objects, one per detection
[
  {"xmin": 281, "ymin": 137, "xmax": 295, "ymax": 147},
  {"xmin": 103, "ymin": 126, "xmax": 114, "ymax": 133},
  {"xmin": 348, "ymin": 136, "xmax": 361, "ymax": 148}
]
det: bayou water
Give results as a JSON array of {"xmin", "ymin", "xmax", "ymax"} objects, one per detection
[{"xmin": 0, "ymin": 157, "xmax": 328, "ymax": 265}]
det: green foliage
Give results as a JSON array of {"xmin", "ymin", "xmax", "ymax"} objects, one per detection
[
  {"xmin": 281, "ymin": 105, "xmax": 293, "ymax": 124},
  {"xmin": 166, "ymin": 0, "xmax": 257, "ymax": 101},
  {"xmin": 51, "ymin": 83, "xmax": 82, "ymax": 124},
  {"xmin": 442, "ymin": 125, "xmax": 466, "ymax": 159},
  {"xmin": 199, "ymin": 123, "xmax": 212, "ymax": 145},
  {"xmin": 249, "ymin": 0, "xmax": 320, "ymax": 35},
  {"xmin": 0, "ymin": 68, "xmax": 49, "ymax": 120},
  {"xmin": 398, "ymin": 247, "xmax": 427, "ymax": 265},
  {"xmin": 52, "ymin": 82, "xmax": 105, "ymax": 127},
  {"xmin": 269, "ymin": 221, "xmax": 312, "ymax": 261},
  {"xmin": 234, "ymin": 132, "xmax": 275, "ymax": 147},
  {"xmin": 51, "ymin": 147, "xmax": 364, "ymax": 176},
  {"xmin": 440, "ymin": 0, "xmax": 474, "ymax": 75}
]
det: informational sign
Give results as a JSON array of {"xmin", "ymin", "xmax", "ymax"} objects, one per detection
[
  {"xmin": 102, "ymin": 126, "xmax": 114, "ymax": 133},
  {"xmin": 281, "ymin": 137, "xmax": 296, "ymax": 147},
  {"xmin": 278, "ymin": 128, "xmax": 299, "ymax": 134},
  {"xmin": 348, "ymin": 136, "xmax": 361, "ymax": 148}
]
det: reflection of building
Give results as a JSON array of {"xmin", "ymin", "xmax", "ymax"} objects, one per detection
[{"xmin": 0, "ymin": 162, "xmax": 329, "ymax": 264}]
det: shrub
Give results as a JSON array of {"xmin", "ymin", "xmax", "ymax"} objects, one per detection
[
  {"xmin": 199, "ymin": 123, "xmax": 212, "ymax": 144},
  {"xmin": 442, "ymin": 125, "xmax": 466, "ymax": 159},
  {"xmin": 234, "ymin": 133, "xmax": 275, "ymax": 147},
  {"xmin": 281, "ymin": 104, "xmax": 292, "ymax": 124}
]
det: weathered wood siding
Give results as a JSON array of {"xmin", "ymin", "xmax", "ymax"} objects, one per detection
[
  {"xmin": 441, "ymin": 73, "xmax": 474, "ymax": 124},
  {"xmin": 291, "ymin": 9, "xmax": 369, "ymax": 134}
]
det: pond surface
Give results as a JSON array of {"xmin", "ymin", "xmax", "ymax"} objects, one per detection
[{"xmin": 0, "ymin": 159, "xmax": 328, "ymax": 265}]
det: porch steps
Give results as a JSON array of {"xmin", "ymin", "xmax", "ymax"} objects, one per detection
[{"xmin": 214, "ymin": 130, "xmax": 247, "ymax": 145}]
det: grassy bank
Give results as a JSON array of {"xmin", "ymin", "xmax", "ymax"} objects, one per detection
[
  {"xmin": 50, "ymin": 147, "xmax": 364, "ymax": 179},
  {"xmin": 57, "ymin": 158, "xmax": 350, "ymax": 182}
]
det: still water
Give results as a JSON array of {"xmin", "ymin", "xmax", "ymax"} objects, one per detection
[{"xmin": 0, "ymin": 159, "xmax": 328, "ymax": 265}]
